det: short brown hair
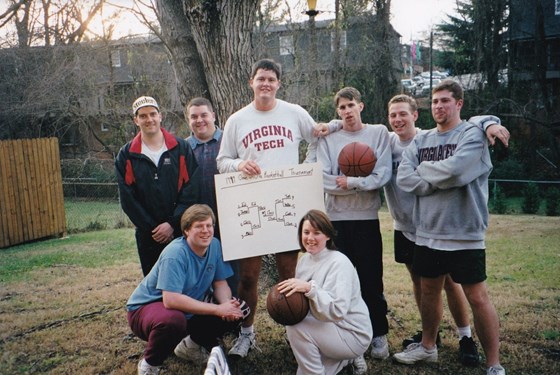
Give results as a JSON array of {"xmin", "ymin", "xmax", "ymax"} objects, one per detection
[
  {"xmin": 180, "ymin": 204, "xmax": 215, "ymax": 232},
  {"xmin": 251, "ymin": 59, "xmax": 282, "ymax": 80},
  {"xmin": 184, "ymin": 97, "xmax": 214, "ymax": 120},
  {"xmin": 186, "ymin": 97, "xmax": 214, "ymax": 113},
  {"xmin": 388, "ymin": 94, "xmax": 418, "ymax": 113},
  {"xmin": 433, "ymin": 79, "xmax": 464, "ymax": 101},
  {"xmin": 297, "ymin": 209, "xmax": 337, "ymax": 251},
  {"xmin": 334, "ymin": 87, "xmax": 362, "ymax": 107}
]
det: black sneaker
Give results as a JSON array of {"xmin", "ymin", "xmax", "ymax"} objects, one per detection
[
  {"xmin": 458, "ymin": 336, "xmax": 480, "ymax": 366},
  {"xmin": 402, "ymin": 330, "xmax": 442, "ymax": 349}
]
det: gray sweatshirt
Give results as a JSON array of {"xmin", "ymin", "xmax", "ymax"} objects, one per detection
[
  {"xmin": 317, "ymin": 125, "xmax": 392, "ymax": 221},
  {"xmin": 396, "ymin": 121, "xmax": 493, "ymax": 242},
  {"xmin": 385, "ymin": 115, "xmax": 500, "ymax": 237}
]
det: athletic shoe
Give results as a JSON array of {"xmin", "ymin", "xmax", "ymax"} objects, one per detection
[
  {"xmin": 458, "ymin": 336, "xmax": 480, "ymax": 366},
  {"xmin": 370, "ymin": 335, "xmax": 390, "ymax": 360},
  {"xmin": 205, "ymin": 346, "xmax": 231, "ymax": 374},
  {"xmin": 174, "ymin": 336, "xmax": 209, "ymax": 363},
  {"xmin": 393, "ymin": 342, "xmax": 438, "ymax": 365},
  {"xmin": 228, "ymin": 332, "xmax": 257, "ymax": 358},
  {"xmin": 350, "ymin": 355, "xmax": 368, "ymax": 375},
  {"xmin": 137, "ymin": 359, "xmax": 160, "ymax": 375},
  {"xmin": 402, "ymin": 330, "xmax": 442, "ymax": 349},
  {"xmin": 487, "ymin": 364, "xmax": 506, "ymax": 375}
]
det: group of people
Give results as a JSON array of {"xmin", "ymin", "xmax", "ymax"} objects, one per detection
[{"xmin": 116, "ymin": 58, "xmax": 509, "ymax": 375}]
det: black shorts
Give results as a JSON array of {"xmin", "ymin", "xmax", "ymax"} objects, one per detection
[
  {"xmin": 412, "ymin": 245, "xmax": 487, "ymax": 284},
  {"xmin": 394, "ymin": 230, "xmax": 415, "ymax": 264}
]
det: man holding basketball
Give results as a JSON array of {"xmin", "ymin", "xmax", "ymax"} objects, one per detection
[
  {"xmin": 216, "ymin": 59, "xmax": 338, "ymax": 359},
  {"xmin": 317, "ymin": 86, "xmax": 393, "ymax": 361},
  {"xmin": 394, "ymin": 80, "xmax": 506, "ymax": 375}
]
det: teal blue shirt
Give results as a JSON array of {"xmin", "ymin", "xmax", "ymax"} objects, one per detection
[{"xmin": 127, "ymin": 236, "xmax": 232, "ymax": 318}]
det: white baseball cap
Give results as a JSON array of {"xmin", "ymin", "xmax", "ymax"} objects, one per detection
[{"xmin": 132, "ymin": 96, "xmax": 159, "ymax": 115}]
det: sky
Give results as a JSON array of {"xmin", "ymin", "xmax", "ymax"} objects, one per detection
[
  {"xmin": 305, "ymin": 0, "xmax": 459, "ymax": 43},
  {"xmin": 388, "ymin": 0, "xmax": 458, "ymax": 42},
  {"xmin": 91, "ymin": 0, "xmax": 458, "ymax": 43},
  {"xmin": 0, "ymin": 0, "xmax": 458, "ymax": 44}
]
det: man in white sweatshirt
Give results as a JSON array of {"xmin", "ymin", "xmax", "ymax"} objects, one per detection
[
  {"xmin": 216, "ymin": 58, "xmax": 336, "ymax": 359},
  {"xmin": 394, "ymin": 80, "xmax": 506, "ymax": 375}
]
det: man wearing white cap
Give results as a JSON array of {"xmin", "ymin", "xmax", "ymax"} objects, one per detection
[{"xmin": 116, "ymin": 96, "xmax": 201, "ymax": 276}]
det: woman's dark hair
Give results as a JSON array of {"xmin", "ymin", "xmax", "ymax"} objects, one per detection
[{"xmin": 297, "ymin": 209, "xmax": 337, "ymax": 251}]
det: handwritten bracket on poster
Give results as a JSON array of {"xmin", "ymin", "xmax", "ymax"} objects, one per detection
[{"xmin": 215, "ymin": 163, "xmax": 325, "ymax": 261}]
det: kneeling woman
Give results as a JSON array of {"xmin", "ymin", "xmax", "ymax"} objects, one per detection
[{"xmin": 278, "ymin": 209, "xmax": 373, "ymax": 375}]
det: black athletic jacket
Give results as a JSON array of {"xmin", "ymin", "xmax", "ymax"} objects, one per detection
[{"xmin": 115, "ymin": 128, "xmax": 200, "ymax": 237}]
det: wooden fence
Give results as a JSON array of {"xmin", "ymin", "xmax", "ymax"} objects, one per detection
[{"xmin": 0, "ymin": 138, "xmax": 66, "ymax": 248}]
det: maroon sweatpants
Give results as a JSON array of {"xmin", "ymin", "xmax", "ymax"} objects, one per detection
[{"xmin": 127, "ymin": 301, "xmax": 239, "ymax": 366}]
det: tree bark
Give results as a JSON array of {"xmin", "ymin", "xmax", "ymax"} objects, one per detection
[
  {"xmin": 155, "ymin": 0, "xmax": 258, "ymax": 127},
  {"xmin": 154, "ymin": 0, "xmax": 209, "ymax": 110},
  {"xmin": 183, "ymin": 0, "xmax": 258, "ymax": 126}
]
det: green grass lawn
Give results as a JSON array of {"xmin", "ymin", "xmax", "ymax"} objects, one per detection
[
  {"xmin": 1, "ymin": 212, "xmax": 559, "ymax": 374},
  {"xmin": 64, "ymin": 198, "xmax": 131, "ymax": 233}
]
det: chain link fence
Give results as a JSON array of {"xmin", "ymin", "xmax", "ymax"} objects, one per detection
[
  {"xmin": 60, "ymin": 158, "xmax": 560, "ymax": 233},
  {"xmin": 63, "ymin": 179, "xmax": 131, "ymax": 233},
  {"xmin": 61, "ymin": 158, "xmax": 131, "ymax": 233}
]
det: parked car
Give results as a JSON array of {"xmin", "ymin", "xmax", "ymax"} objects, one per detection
[
  {"xmin": 432, "ymin": 71, "xmax": 449, "ymax": 79},
  {"xmin": 400, "ymin": 79, "xmax": 417, "ymax": 95},
  {"xmin": 420, "ymin": 78, "xmax": 442, "ymax": 96},
  {"xmin": 412, "ymin": 76, "xmax": 425, "ymax": 88}
]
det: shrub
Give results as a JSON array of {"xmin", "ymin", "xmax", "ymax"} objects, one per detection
[
  {"xmin": 490, "ymin": 184, "xmax": 508, "ymax": 214},
  {"xmin": 545, "ymin": 188, "xmax": 560, "ymax": 216},
  {"xmin": 521, "ymin": 183, "xmax": 541, "ymax": 214}
]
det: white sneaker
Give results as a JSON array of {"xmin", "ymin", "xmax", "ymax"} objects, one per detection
[
  {"xmin": 228, "ymin": 332, "xmax": 257, "ymax": 358},
  {"xmin": 174, "ymin": 336, "xmax": 209, "ymax": 363},
  {"xmin": 487, "ymin": 364, "xmax": 506, "ymax": 375},
  {"xmin": 393, "ymin": 342, "xmax": 438, "ymax": 365},
  {"xmin": 350, "ymin": 354, "xmax": 368, "ymax": 375},
  {"xmin": 370, "ymin": 335, "xmax": 390, "ymax": 360},
  {"xmin": 137, "ymin": 359, "xmax": 160, "ymax": 375}
]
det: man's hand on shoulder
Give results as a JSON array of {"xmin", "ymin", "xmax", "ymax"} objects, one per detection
[
  {"xmin": 314, "ymin": 123, "xmax": 330, "ymax": 137},
  {"xmin": 485, "ymin": 124, "xmax": 509, "ymax": 147}
]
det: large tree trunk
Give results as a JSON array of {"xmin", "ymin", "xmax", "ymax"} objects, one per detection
[
  {"xmin": 154, "ymin": 0, "xmax": 209, "ymax": 109},
  {"xmin": 183, "ymin": 0, "xmax": 258, "ymax": 126},
  {"xmin": 155, "ymin": 0, "xmax": 259, "ymax": 127},
  {"xmin": 370, "ymin": 0, "xmax": 398, "ymax": 123}
]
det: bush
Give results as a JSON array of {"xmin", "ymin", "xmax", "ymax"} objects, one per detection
[
  {"xmin": 521, "ymin": 183, "xmax": 541, "ymax": 214},
  {"xmin": 490, "ymin": 184, "xmax": 508, "ymax": 214},
  {"xmin": 545, "ymin": 188, "xmax": 560, "ymax": 216}
]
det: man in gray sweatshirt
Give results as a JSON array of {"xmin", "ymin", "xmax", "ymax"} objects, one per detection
[
  {"xmin": 394, "ymin": 80, "xmax": 506, "ymax": 375},
  {"xmin": 317, "ymin": 87, "xmax": 393, "ymax": 360}
]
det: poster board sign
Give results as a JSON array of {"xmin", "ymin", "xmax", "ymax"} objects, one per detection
[{"xmin": 215, "ymin": 163, "xmax": 325, "ymax": 261}]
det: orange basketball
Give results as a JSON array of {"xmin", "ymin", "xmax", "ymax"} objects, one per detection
[
  {"xmin": 337, "ymin": 142, "xmax": 377, "ymax": 177},
  {"xmin": 266, "ymin": 283, "xmax": 309, "ymax": 326}
]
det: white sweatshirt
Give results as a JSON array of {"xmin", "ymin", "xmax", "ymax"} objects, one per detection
[
  {"xmin": 217, "ymin": 99, "xmax": 319, "ymax": 173},
  {"xmin": 298, "ymin": 248, "xmax": 373, "ymax": 349}
]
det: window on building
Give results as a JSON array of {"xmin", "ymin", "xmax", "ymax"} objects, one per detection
[
  {"xmin": 556, "ymin": 0, "xmax": 560, "ymax": 15},
  {"xmin": 111, "ymin": 50, "xmax": 121, "ymax": 67},
  {"xmin": 330, "ymin": 31, "xmax": 347, "ymax": 52},
  {"xmin": 279, "ymin": 35, "xmax": 294, "ymax": 56}
]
